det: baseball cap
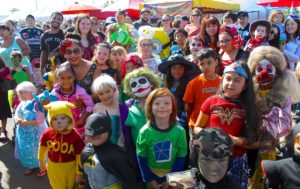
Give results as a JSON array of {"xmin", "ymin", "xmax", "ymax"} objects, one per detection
[
  {"xmin": 105, "ymin": 17, "xmax": 116, "ymax": 26},
  {"xmin": 85, "ymin": 112, "xmax": 112, "ymax": 137},
  {"xmin": 140, "ymin": 8, "xmax": 150, "ymax": 14}
]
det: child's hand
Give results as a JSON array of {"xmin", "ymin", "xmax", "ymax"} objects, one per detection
[
  {"xmin": 75, "ymin": 99, "xmax": 85, "ymax": 108},
  {"xmin": 36, "ymin": 112, "xmax": 45, "ymax": 124},
  {"xmin": 149, "ymin": 180, "xmax": 159, "ymax": 189},
  {"xmin": 75, "ymin": 174, "xmax": 83, "ymax": 184},
  {"xmin": 77, "ymin": 117, "xmax": 85, "ymax": 128}
]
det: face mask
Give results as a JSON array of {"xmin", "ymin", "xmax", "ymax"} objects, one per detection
[
  {"xmin": 130, "ymin": 76, "xmax": 152, "ymax": 98},
  {"xmin": 255, "ymin": 59, "xmax": 276, "ymax": 89}
]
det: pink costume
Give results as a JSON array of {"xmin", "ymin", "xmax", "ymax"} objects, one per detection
[{"xmin": 51, "ymin": 84, "xmax": 94, "ymax": 129}]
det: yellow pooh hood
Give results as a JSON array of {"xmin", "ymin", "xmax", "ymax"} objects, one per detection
[{"xmin": 44, "ymin": 101, "xmax": 75, "ymax": 131}]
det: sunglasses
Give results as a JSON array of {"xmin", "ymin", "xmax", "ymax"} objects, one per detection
[
  {"xmin": 65, "ymin": 48, "xmax": 81, "ymax": 55},
  {"xmin": 192, "ymin": 14, "xmax": 200, "ymax": 17},
  {"xmin": 91, "ymin": 21, "xmax": 98, "ymax": 25}
]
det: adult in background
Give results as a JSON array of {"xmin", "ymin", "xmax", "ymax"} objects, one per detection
[
  {"xmin": 0, "ymin": 25, "xmax": 32, "ymax": 73},
  {"xmin": 200, "ymin": 16, "xmax": 220, "ymax": 53},
  {"xmin": 5, "ymin": 20, "xmax": 20, "ymax": 38},
  {"xmin": 184, "ymin": 8, "xmax": 202, "ymax": 37},
  {"xmin": 61, "ymin": 33, "xmax": 101, "ymax": 95},
  {"xmin": 90, "ymin": 16, "xmax": 105, "ymax": 43},
  {"xmin": 136, "ymin": 37, "xmax": 161, "ymax": 75},
  {"xmin": 20, "ymin": 15, "xmax": 43, "ymax": 61},
  {"xmin": 284, "ymin": 15, "xmax": 300, "ymax": 70},
  {"xmin": 74, "ymin": 14, "xmax": 99, "ymax": 61},
  {"xmin": 180, "ymin": 15, "xmax": 190, "ymax": 29},
  {"xmin": 237, "ymin": 11, "xmax": 251, "ymax": 44},
  {"xmin": 218, "ymin": 26, "xmax": 248, "ymax": 75},
  {"xmin": 133, "ymin": 8, "xmax": 151, "ymax": 30},
  {"xmin": 40, "ymin": 11, "xmax": 64, "ymax": 74},
  {"xmin": 161, "ymin": 14, "xmax": 176, "ymax": 44}
]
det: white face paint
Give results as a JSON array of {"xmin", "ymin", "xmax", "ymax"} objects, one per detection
[
  {"xmin": 255, "ymin": 59, "xmax": 276, "ymax": 86},
  {"xmin": 197, "ymin": 154, "xmax": 229, "ymax": 183},
  {"xmin": 130, "ymin": 76, "xmax": 152, "ymax": 98}
]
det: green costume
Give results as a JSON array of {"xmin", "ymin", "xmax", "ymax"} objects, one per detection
[{"xmin": 136, "ymin": 123, "xmax": 187, "ymax": 178}]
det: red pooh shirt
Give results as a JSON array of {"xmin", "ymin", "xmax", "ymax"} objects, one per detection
[{"xmin": 40, "ymin": 128, "xmax": 84, "ymax": 163}]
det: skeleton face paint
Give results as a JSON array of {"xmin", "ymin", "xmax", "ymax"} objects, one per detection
[
  {"xmin": 130, "ymin": 76, "xmax": 152, "ymax": 98},
  {"xmin": 255, "ymin": 59, "xmax": 276, "ymax": 89}
]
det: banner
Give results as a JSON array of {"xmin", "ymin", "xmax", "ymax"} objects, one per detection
[{"xmin": 144, "ymin": 0, "xmax": 192, "ymax": 18}]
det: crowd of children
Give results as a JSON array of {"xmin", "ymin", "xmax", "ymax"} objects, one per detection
[{"xmin": 0, "ymin": 8, "xmax": 300, "ymax": 189}]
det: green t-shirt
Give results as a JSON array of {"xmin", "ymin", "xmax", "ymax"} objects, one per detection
[{"xmin": 136, "ymin": 123, "xmax": 187, "ymax": 176}]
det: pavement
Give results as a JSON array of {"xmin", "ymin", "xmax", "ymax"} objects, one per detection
[{"xmin": 0, "ymin": 119, "xmax": 51, "ymax": 189}]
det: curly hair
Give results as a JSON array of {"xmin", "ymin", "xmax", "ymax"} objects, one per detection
[{"xmin": 123, "ymin": 67, "xmax": 161, "ymax": 97}]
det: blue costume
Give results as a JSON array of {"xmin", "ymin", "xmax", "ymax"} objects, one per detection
[{"xmin": 15, "ymin": 101, "xmax": 47, "ymax": 169}]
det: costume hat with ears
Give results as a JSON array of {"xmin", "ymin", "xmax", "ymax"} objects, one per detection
[
  {"xmin": 249, "ymin": 20, "xmax": 271, "ymax": 36},
  {"xmin": 158, "ymin": 50, "xmax": 194, "ymax": 74},
  {"xmin": 44, "ymin": 101, "xmax": 75, "ymax": 131}
]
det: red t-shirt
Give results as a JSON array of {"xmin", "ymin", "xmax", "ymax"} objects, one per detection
[
  {"xmin": 40, "ymin": 128, "xmax": 85, "ymax": 163},
  {"xmin": 201, "ymin": 95, "xmax": 245, "ymax": 157}
]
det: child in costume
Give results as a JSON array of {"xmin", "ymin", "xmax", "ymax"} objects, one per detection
[
  {"xmin": 119, "ymin": 53, "xmax": 143, "ymax": 102},
  {"xmin": 261, "ymin": 123, "xmax": 300, "ymax": 189},
  {"xmin": 38, "ymin": 101, "xmax": 85, "ymax": 189},
  {"xmin": 91, "ymin": 73, "xmax": 124, "ymax": 145},
  {"xmin": 51, "ymin": 64, "xmax": 94, "ymax": 137},
  {"xmin": 167, "ymin": 127, "xmax": 241, "ymax": 189},
  {"xmin": 10, "ymin": 50, "xmax": 33, "ymax": 84},
  {"xmin": 195, "ymin": 62, "xmax": 259, "ymax": 188},
  {"xmin": 123, "ymin": 67, "xmax": 161, "ymax": 150},
  {"xmin": 78, "ymin": 112, "xmax": 137, "ymax": 189},
  {"xmin": 244, "ymin": 20, "xmax": 271, "ymax": 52},
  {"xmin": 158, "ymin": 50, "xmax": 194, "ymax": 132},
  {"xmin": 93, "ymin": 43, "xmax": 120, "ymax": 84},
  {"xmin": 14, "ymin": 81, "xmax": 47, "ymax": 175},
  {"xmin": 123, "ymin": 67, "xmax": 161, "ymax": 187},
  {"xmin": 136, "ymin": 88, "xmax": 187, "ymax": 188},
  {"xmin": 247, "ymin": 46, "xmax": 300, "ymax": 189}
]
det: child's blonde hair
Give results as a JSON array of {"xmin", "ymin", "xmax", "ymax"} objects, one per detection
[
  {"xmin": 111, "ymin": 46, "xmax": 127, "ymax": 56},
  {"xmin": 16, "ymin": 81, "xmax": 36, "ymax": 96},
  {"xmin": 92, "ymin": 73, "xmax": 117, "ymax": 94},
  {"xmin": 268, "ymin": 10, "xmax": 285, "ymax": 23},
  {"xmin": 110, "ymin": 46, "xmax": 127, "ymax": 69}
]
